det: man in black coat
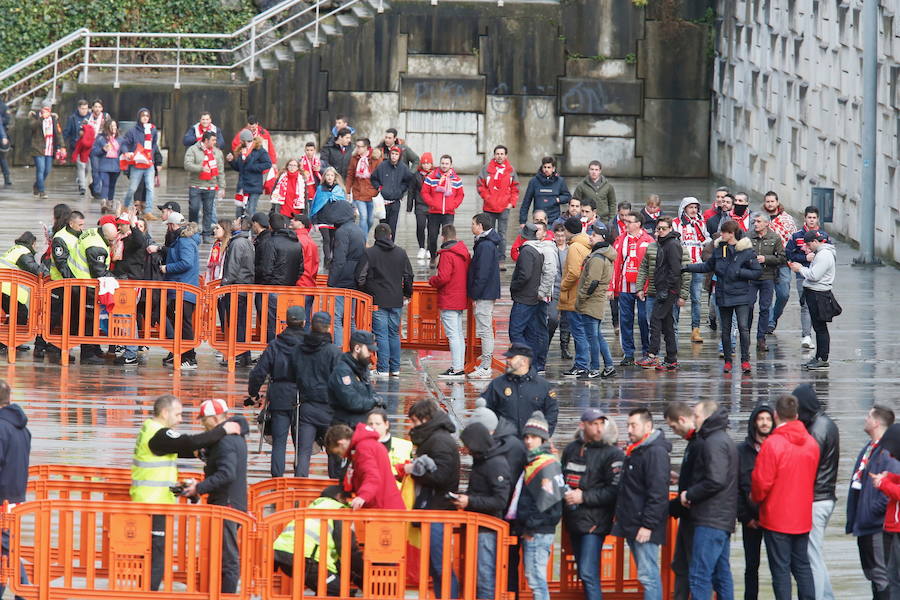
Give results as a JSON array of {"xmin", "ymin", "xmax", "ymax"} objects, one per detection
[
  {"xmin": 646, "ymin": 217, "xmax": 683, "ymax": 369},
  {"xmin": 480, "ymin": 343, "xmax": 558, "ymax": 436},
  {"xmin": 404, "ymin": 400, "xmax": 460, "ymax": 598},
  {"xmin": 613, "ymin": 408, "xmax": 671, "ymax": 600},
  {"xmin": 679, "ymin": 400, "xmax": 738, "ymax": 599},
  {"xmin": 181, "ymin": 400, "xmax": 249, "ymax": 595},
  {"xmin": 292, "ymin": 312, "xmax": 343, "ymax": 477},
  {"xmin": 737, "ymin": 402, "xmax": 774, "ymax": 600},
  {"xmin": 663, "ymin": 401, "xmax": 699, "ymax": 600},
  {"xmin": 562, "ymin": 408, "xmax": 624, "ymax": 600},
  {"xmin": 320, "ymin": 128, "xmax": 353, "ymax": 179},
  {"xmin": 357, "ymin": 223, "xmax": 413, "ymax": 377},
  {"xmin": 794, "ymin": 383, "xmax": 839, "ymax": 599},
  {"xmin": 248, "ymin": 306, "xmax": 306, "ymax": 478},
  {"xmin": 325, "ymin": 201, "xmax": 366, "ymax": 344},
  {"xmin": 260, "ymin": 213, "xmax": 303, "ymax": 342},
  {"xmin": 0, "ymin": 381, "xmax": 31, "ymax": 597},
  {"xmin": 370, "ymin": 146, "xmax": 416, "ymax": 239},
  {"xmin": 508, "ymin": 223, "xmax": 547, "ymax": 364},
  {"xmin": 468, "ymin": 213, "xmax": 502, "ymax": 376}
]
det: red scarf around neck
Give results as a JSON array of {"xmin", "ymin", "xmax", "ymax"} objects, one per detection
[
  {"xmin": 625, "ymin": 432, "xmax": 652, "ymax": 456},
  {"xmin": 200, "ymin": 147, "xmax": 219, "ymax": 182}
]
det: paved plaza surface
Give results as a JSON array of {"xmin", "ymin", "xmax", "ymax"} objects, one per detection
[{"xmin": 0, "ymin": 165, "xmax": 895, "ymax": 595}]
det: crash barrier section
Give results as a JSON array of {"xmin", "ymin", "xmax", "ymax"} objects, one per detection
[
  {"xmin": 204, "ymin": 283, "xmax": 373, "ymax": 371},
  {"xmin": 0, "ymin": 271, "xmax": 42, "ymax": 363},
  {"xmin": 247, "ymin": 477, "xmax": 337, "ymax": 519},
  {"xmin": 40, "ymin": 278, "xmax": 204, "ymax": 366},
  {"xmin": 1, "ymin": 499, "xmax": 255, "ymax": 600}
]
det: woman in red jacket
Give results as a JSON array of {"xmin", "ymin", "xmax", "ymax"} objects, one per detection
[{"xmin": 428, "ymin": 223, "xmax": 470, "ymax": 378}]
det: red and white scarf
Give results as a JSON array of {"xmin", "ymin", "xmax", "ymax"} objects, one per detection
[
  {"xmin": 645, "ymin": 209, "xmax": 660, "ymax": 221},
  {"xmin": 300, "ymin": 154, "xmax": 321, "ymax": 180},
  {"xmin": 133, "ymin": 123, "xmax": 154, "ymax": 167},
  {"xmin": 355, "ymin": 149, "xmax": 372, "ymax": 179},
  {"xmin": 42, "ymin": 116, "xmax": 54, "ymax": 156},
  {"xmin": 199, "ymin": 147, "xmax": 219, "ymax": 183},
  {"xmin": 194, "ymin": 122, "xmax": 216, "ymax": 140},
  {"xmin": 273, "ymin": 170, "xmax": 304, "ymax": 214},
  {"xmin": 435, "ymin": 168, "xmax": 457, "ymax": 197},
  {"xmin": 851, "ymin": 440, "xmax": 878, "ymax": 490},
  {"xmin": 88, "ymin": 112, "xmax": 104, "ymax": 134},
  {"xmin": 623, "ymin": 234, "xmax": 642, "ymax": 287}
]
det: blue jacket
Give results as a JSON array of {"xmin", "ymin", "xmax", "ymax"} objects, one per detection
[
  {"xmin": 846, "ymin": 443, "xmax": 898, "ymax": 536},
  {"xmin": 310, "ymin": 183, "xmax": 347, "ymax": 220},
  {"xmin": 467, "ymin": 228, "xmax": 502, "ymax": 301},
  {"xmin": 164, "ymin": 227, "xmax": 201, "ymax": 303},
  {"xmin": 63, "ymin": 110, "xmax": 88, "ymax": 151},
  {"xmin": 785, "ymin": 227, "xmax": 832, "ymax": 267},
  {"xmin": 120, "ymin": 109, "xmax": 160, "ymax": 155},
  {"xmin": 520, "ymin": 171, "xmax": 571, "ymax": 224},
  {"xmin": 91, "ymin": 134, "xmax": 124, "ymax": 173},
  {"xmin": 229, "ymin": 142, "xmax": 273, "ymax": 195},
  {"xmin": 685, "ymin": 236, "xmax": 761, "ymax": 307},
  {"xmin": 0, "ymin": 404, "xmax": 31, "ymax": 503}
]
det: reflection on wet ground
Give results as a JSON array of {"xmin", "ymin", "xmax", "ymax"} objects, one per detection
[{"xmin": 1, "ymin": 167, "xmax": 892, "ymax": 595}]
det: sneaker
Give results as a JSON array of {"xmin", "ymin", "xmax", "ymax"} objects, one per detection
[
  {"xmin": 467, "ymin": 367, "xmax": 493, "ymax": 379},
  {"xmin": 114, "ymin": 355, "xmax": 138, "ymax": 366},
  {"xmin": 709, "ymin": 316, "xmax": 717, "ymax": 331},
  {"xmin": 657, "ymin": 361, "xmax": 679, "ymax": 371},
  {"xmin": 417, "ymin": 248, "xmax": 427, "ymax": 260},
  {"xmin": 426, "ymin": 250, "xmax": 432, "ymax": 259},
  {"xmin": 81, "ymin": 354, "xmax": 105, "ymax": 365},
  {"xmin": 600, "ymin": 366, "xmax": 617, "ymax": 378},
  {"xmin": 579, "ymin": 369, "xmax": 601, "ymax": 379},
  {"xmin": 741, "ymin": 361, "xmax": 752, "ymax": 374},
  {"xmin": 619, "ymin": 356, "xmax": 635, "ymax": 367},
  {"xmin": 562, "ymin": 366, "xmax": 587, "ymax": 377},
  {"xmin": 180, "ymin": 358, "xmax": 198, "ymax": 370},
  {"xmin": 370, "ymin": 370, "xmax": 389, "ymax": 380},
  {"xmin": 39, "ymin": 192, "xmax": 48, "ymax": 199},
  {"xmin": 636, "ymin": 355, "xmax": 660, "ymax": 369},
  {"xmin": 439, "ymin": 368, "xmax": 466, "ymax": 379},
  {"xmin": 803, "ymin": 358, "xmax": 830, "ymax": 370},
  {"xmin": 723, "ymin": 361, "xmax": 732, "ymax": 373},
  {"xmin": 801, "ymin": 335, "xmax": 814, "ymax": 349},
  {"xmin": 162, "ymin": 352, "xmax": 175, "ymax": 366}
]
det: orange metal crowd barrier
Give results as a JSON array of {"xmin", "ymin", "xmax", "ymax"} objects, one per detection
[
  {"xmin": 247, "ymin": 477, "xmax": 336, "ymax": 518},
  {"xmin": 0, "ymin": 271, "xmax": 41, "ymax": 363},
  {"xmin": 27, "ymin": 464, "xmax": 204, "ymax": 502}
]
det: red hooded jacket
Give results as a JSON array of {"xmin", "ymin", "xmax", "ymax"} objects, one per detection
[
  {"xmin": 428, "ymin": 240, "xmax": 470, "ymax": 311},
  {"xmin": 477, "ymin": 159, "xmax": 519, "ymax": 213},
  {"xmin": 344, "ymin": 423, "xmax": 405, "ymax": 510},
  {"xmin": 751, "ymin": 419, "xmax": 820, "ymax": 534},
  {"xmin": 294, "ymin": 227, "xmax": 319, "ymax": 288}
]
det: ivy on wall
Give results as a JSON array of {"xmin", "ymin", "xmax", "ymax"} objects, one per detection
[{"xmin": 0, "ymin": 0, "xmax": 257, "ymax": 72}]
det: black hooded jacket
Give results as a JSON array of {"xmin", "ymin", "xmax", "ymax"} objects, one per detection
[
  {"xmin": 409, "ymin": 411, "xmax": 460, "ymax": 510},
  {"xmin": 460, "ymin": 423, "xmax": 512, "ymax": 519},
  {"xmin": 253, "ymin": 229, "xmax": 274, "ymax": 285},
  {"xmin": 293, "ymin": 331, "xmax": 343, "ymax": 428},
  {"xmin": 509, "ymin": 242, "xmax": 543, "ymax": 305},
  {"xmin": 196, "ymin": 415, "xmax": 249, "ymax": 512},
  {"xmin": 795, "ymin": 384, "xmax": 840, "ymax": 502},
  {"xmin": 612, "ymin": 429, "xmax": 671, "ymax": 545},
  {"xmin": 737, "ymin": 402, "xmax": 774, "ymax": 524},
  {"xmin": 328, "ymin": 352, "xmax": 378, "ymax": 427},
  {"xmin": 561, "ymin": 429, "xmax": 624, "ymax": 536},
  {"xmin": 327, "ymin": 202, "xmax": 366, "ymax": 289},
  {"xmin": 670, "ymin": 431, "xmax": 699, "ymax": 520},
  {"xmin": 248, "ymin": 326, "xmax": 304, "ymax": 411},
  {"xmin": 265, "ymin": 228, "xmax": 303, "ymax": 286},
  {"xmin": 685, "ymin": 407, "xmax": 739, "ymax": 532},
  {"xmin": 493, "ymin": 417, "xmax": 528, "ymax": 495},
  {"xmin": 0, "ymin": 404, "xmax": 30, "ymax": 503},
  {"xmin": 653, "ymin": 229, "xmax": 683, "ymax": 297},
  {"xmin": 357, "ymin": 237, "xmax": 414, "ymax": 308}
]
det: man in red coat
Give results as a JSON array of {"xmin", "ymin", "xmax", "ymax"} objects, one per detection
[
  {"xmin": 428, "ymin": 224, "xmax": 470, "ymax": 378},
  {"xmin": 422, "ymin": 154, "xmax": 464, "ymax": 267},
  {"xmin": 751, "ymin": 393, "xmax": 820, "ymax": 600},
  {"xmin": 477, "ymin": 145, "xmax": 519, "ymax": 261},
  {"xmin": 324, "ymin": 422, "xmax": 405, "ymax": 510}
]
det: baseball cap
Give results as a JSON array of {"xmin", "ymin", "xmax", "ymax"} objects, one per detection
[
  {"xmin": 115, "ymin": 213, "xmax": 131, "ymax": 225},
  {"xmin": 286, "ymin": 306, "xmax": 306, "ymax": 323},
  {"xmin": 97, "ymin": 215, "xmax": 118, "ymax": 227},
  {"xmin": 160, "ymin": 201, "xmax": 181, "ymax": 213},
  {"xmin": 589, "ymin": 221, "xmax": 609, "ymax": 237},
  {"xmin": 311, "ymin": 312, "xmax": 332, "ymax": 327},
  {"xmin": 251, "ymin": 211, "xmax": 270, "ymax": 229},
  {"xmin": 164, "ymin": 211, "xmax": 186, "ymax": 226},
  {"xmin": 503, "ymin": 342, "xmax": 534, "ymax": 359},
  {"xmin": 198, "ymin": 398, "xmax": 229, "ymax": 419},
  {"xmin": 520, "ymin": 222, "xmax": 539, "ymax": 241},
  {"xmin": 350, "ymin": 330, "xmax": 377, "ymax": 351},
  {"xmin": 580, "ymin": 408, "xmax": 607, "ymax": 423},
  {"xmin": 389, "ymin": 145, "xmax": 402, "ymax": 155}
]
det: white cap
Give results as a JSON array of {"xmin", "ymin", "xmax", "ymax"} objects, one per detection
[
  {"xmin": 164, "ymin": 211, "xmax": 186, "ymax": 226},
  {"xmin": 197, "ymin": 398, "xmax": 229, "ymax": 419}
]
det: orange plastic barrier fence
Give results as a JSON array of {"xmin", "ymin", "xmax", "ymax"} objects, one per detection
[
  {"xmin": 40, "ymin": 278, "xmax": 204, "ymax": 365},
  {"xmin": 28, "ymin": 464, "xmax": 204, "ymax": 502},
  {"xmin": 204, "ymin": 283, "xmax": 373, "ymax": 371},
  {"xmin": 0, "ymin": 271, "xmax": 41, "ymax": 364},
  {"xmin": 247, "ymin": 477, "xmax": 337, "ymax": 519}
]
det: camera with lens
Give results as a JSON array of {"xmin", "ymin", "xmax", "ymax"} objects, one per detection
[
  {"xmin": 169, "ymin": 478, "xmax": 199, "ymax": 504},
  {"xmin": 243, "ymin": 395, "xmax": 259, "ymax": 407}
]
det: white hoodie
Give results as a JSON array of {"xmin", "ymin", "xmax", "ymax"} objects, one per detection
[{"xmin": 799, "ymin": 243, "xmax": 836, "ymax": 291}]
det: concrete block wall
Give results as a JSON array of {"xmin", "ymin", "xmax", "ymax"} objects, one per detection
[{"xmin": 711, "ymin": 0, "xmax": 900, "ymax": 261}]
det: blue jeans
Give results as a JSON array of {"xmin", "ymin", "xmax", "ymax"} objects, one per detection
[
  {"xmin": 570, "ymin": 531, "xmax": 603, "ymax": 600},
  {"xmin": 770, "ymin": 265, "xmax": 792, "ymax": 327},
  {"xmin": 509, "ymin": 301, "xmax": 549, "ymax": 370},
  {"xmin": 372, "ymin": 306, "xmax": 401, "ymax": 372},
  {"xmin": 355, "ymin": 200, "xmax": 374, "ymax": 238},
  {"xmin": 477, "ymin": 528, "xmax": 497, "ymax": 599},
  {"xmin": 189, "ymin": 187, "xmax": 218, "ymax": 238},
  {"xmin": 33, "ymin": 155, "xmax": 53, "ymax": 192},
  {"xmin": 429, "ymin": 522, "xmax": 459, "ymax": 598},
  {"xmin": 523, "ymin": 533, "xmax": 554, "ymax": 600},
  {"xmin": 332, "ymin": 296, "xmax": 356, "ymax": 348},
  {"xmin": 97, "ymin": 171, "xmax": 119, "ymax": 202},
  {"xmin": 690, "ymin": 525, "xmax": 734, "ymax": 600},
  {"xmin": 749, "ymin": 279, "xmax": 775, "ymax": 340},
  {"xmin": 123, "ymin": 166, "xmax": 155, "ymax": 211},
  {"xmin": 440, "ymin": 309, "xmax": 465, "ymax": 371},
  {"xmin": 580, "ymin": 314, "xmax": 614, "ymax": 370},
  {"xmin": 618, "ymin": 292, "xmax": 649, "ymax": 358},
  {"xmin": 1, "ymin": 529, "xmax": 28, "ymax": 600},
  {"xmin": 627, "ymin": 538, "xmax": 662, "ymax": 600},
  {"xmin": 796, "ymin": 275, "xmax": 812, "ymax": 337},
  {"xmin": 673, "ymin": 273, "xmax": 704, "ymax": 329},
  {"xmin": 764, "ymin": 529, "xmax": 815, "ymax": 600},
  {"xmin": 564, "ymin": 310, "xmax": 589, "ymax": 370},
  {"xmin": 235, "ymin": 193, "xmax": 260, "ymax": 218}
]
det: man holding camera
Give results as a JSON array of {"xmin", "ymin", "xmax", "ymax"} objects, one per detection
[{"xmin": 129, "ymin": 394, "xmax": 241, "ymax": 592}]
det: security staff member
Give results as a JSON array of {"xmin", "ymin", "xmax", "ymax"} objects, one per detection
[
  {"xmin": 70, "ymin": 220, "xmax": 118, "ymax": 364},
  {"xmin": 130, "ymin": 394, "xmax": 240, "ymax": 591},
  {"xmin": 0, "ymin": 232, "xmax": 48, "ymax": 352},
  {"xmin": 45, "ymin": 210, "xmax": 85, "ymax": 360},
  {"xmin": 272, "ymin": 485, "xmax": 364, "ymax": 596}
]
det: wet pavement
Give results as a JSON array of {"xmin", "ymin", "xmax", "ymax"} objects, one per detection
[{"xmin": 0, "ymin": 165, "xmax": 893, "ymax": 596}]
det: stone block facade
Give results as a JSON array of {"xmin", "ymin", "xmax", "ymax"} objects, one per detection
[{"xmin": 711, "ymin": 0, "xmax": 900, "ymax": 260}]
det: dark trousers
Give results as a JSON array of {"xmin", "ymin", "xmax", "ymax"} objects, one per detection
[
  {"xmin": 648, "ymin": 292, "xmax": 678, "ymax": 362},
  {"xmin": 319, "ymin": 227, "xmax": 334, "ymax": 266},
  {"xmin": 275, "ymin": 552, "xmax": 343, "ymax": 596},
  {"xmin": 426, "ymin": 213, "xmax": 454, "ymax": 258},
  {"xmin": 151, "ymin": 514, "xmax": 166, "ymax": 590},
  {"xmin": 742, "ymin": 523, "xmax": 764, "ymax": 600},
  {"xmin": 805, "ymin": 289, "xmax": 831, "ymax": 360},
  {"xmin": 380, "ymin": 199, "xmax": 402, "ymax": 239},
  {"xmin": 0, "ymin": 153, "xmax": 10, "ymax": 184},
  {"xmin": 749, "ymin": 279, "xmax": 775, "ymax": 340},
  {"xmin": 484, "ymin": 209, "xmax": 510, "ymax": 258},
  {"xmin": 221, "ymin": 519, "xmax": 240, "ymax": 593},
  {"xmin": 609, "ymin": 297, "xmax": 619, "ymax": 328},
  {"xmin": 165, "ymin": 298, "xmax": 196, "ymax": 360},
  {"xmin": 296, "ymin": 421, "xmax": 328, "ymax": 478},
  {"xmin": 219, "ymin": 293, "xmax": 250, "ymax": 360},
  {"xmin": 269, "ymin": 408, "xmax": 298, "ymax": 478},
  {"xmin": 763, "ymin": 529, "xmax": 815, "ymax": 600},
  {"xmin": 508, "ymin": 301, "xmax": 549, "ymax": 370},
  {"xmin": 719, "ymin": 303, "xmax": 751, "ymax": 363},
  {"xmin": 415, "ymin": 207, "xmax": 428, "ymax": 249},
  {"xmin": 0, "ymin": 529, "xmax": 28, "ymax": 600},
  {"xmin": 858, "ymin": 532, "xmax": 891, "ymax": 599},
  {"xmin": 672, "ymin": 518, "xmax": 694, "ymax": 600}
]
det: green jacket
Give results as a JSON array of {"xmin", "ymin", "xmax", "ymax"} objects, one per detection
[
  {"xmin": 748, "ymin": 229, "xmax": 785, "ymax": 281},
  {"xmin": 575, "ymin": 244, "xmax": 616, "ymax": 320},
  {"xmin": 636, "ymin": 242, "xmax": 691, "ymax": 299},
  {"xmin": 572, "ymin": 176, "xmax": 616, "ymax": 221}
]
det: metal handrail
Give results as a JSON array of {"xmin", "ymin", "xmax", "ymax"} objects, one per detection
[{"xmin": 0, "ymin": 0, "xmax": 373, "ymax": 107}]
